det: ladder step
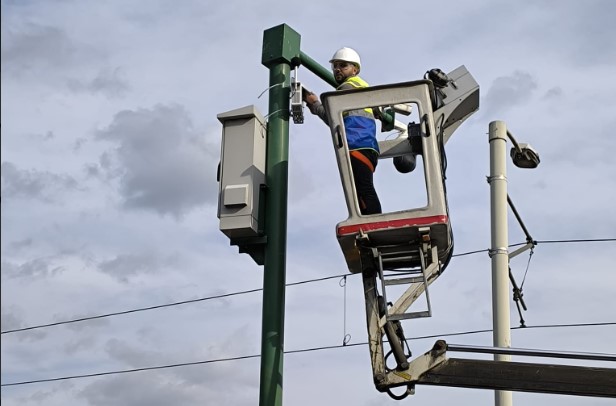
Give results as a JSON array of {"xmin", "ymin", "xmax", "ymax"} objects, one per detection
[
  {"xmin": 375, "ymin": 244, "xmax": 437, "ymax": 326},
  {"xmin": 384, "ymin": 276, "xmax": 425, "ymax": 286},
  {"xmin": 388, "ymin": 310, "xmax": 432, "ymax": 321},
  {"xmin": 381, "ymin": 255, "xmax": 418, "ymax": 263}
]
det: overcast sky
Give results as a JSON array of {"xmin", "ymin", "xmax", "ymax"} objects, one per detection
[{"xmin": 2, "ymin": 1, "xmax": 615, "ymax": 405}]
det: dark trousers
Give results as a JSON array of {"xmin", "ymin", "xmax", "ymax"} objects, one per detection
[{"xmin": 350, "ymin": 149, "xmax": 382, "ymax": 215}]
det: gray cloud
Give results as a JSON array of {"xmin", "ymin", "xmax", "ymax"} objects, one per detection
[
  {"xmin": 78, "ymin": 374, "xmax": 196, "ymax": 406},
  {"xmin": 97, "ymin": 252, "xmax": 178, "ymax": 283},
  {"xmin": 1, "ymin": 258, "xmax": 64, "ymax": 280},
  {"xmin": 1, "ymin": 308, "xmax": 23, "ymax": 331},
  {"xmin": 481, "ymin": 70, "xmax": 538, "ymax": 118},
  {"xmin": 19, "ymin": 131, "xmax": 56, "ymax": 142},
  {"xmin": 530, "ymin": 1, "xmax": 616, "ymax": 67},
  {"xmin": 8, "ymin": 237, "xmax": 34, "ymax": 251},
  {"xmin": 94, "ymin": 104, "xmax": 219, "ymax": 218},
  {"xmin": 63, "ymin": 335, "xmax": 98, "ymax": 355},
  {"xmin": 546, "ymin": 140, "xmax": 613, "ymax": 169},
  {"xmin": 77, "ymin": 340, "xmax": 205, "ymax": 406},
  {"xmin": 75, "ymin": 334, "xmax": 259, "ymax": 406},
  {"xmin": 170, "ymin": 324, "xmax": 260, "ymax": 389},
  {"xmin": 13, "ymin": 381, "xmax": 75, "ymax": 405},
  {"xmin": 105, "ymin": 338, "xmax": 163, "ymax": 367},
  {"xmin": 0, "ymin": 306, "xmax": 47, "ymax": 342},
  {"xmin": 1, "ymin": 23, "xmax": 76, "ymax": 75},
  {"xmin": 67, "ymin": 67, "xmax": 130, "ymax": 98},
  {"xmin": 65, "ymin": 315, "xmax": 110, "ymax": 332},
  {"xmin": 1, "ymin": 162, "xmax": 81, "ymax": 203},
  {"xmin": 429, "ymin": 1, "xmax": 616, "ymax": 68},
  {"xmin": 543, "ymin": 86, "xmax": 563, "ymax": 100}
]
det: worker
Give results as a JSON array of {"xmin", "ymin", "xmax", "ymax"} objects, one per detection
[{"xmin": 303, "ymin": 47, "xmax": 382, "ymax": 215}]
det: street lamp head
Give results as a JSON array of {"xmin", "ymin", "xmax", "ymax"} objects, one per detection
[{"xmin": 510, "ymin": 143, "xmax": 540, "ymax": 169}]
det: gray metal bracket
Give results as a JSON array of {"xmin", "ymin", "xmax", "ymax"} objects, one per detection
[{"xmin": 378, "ymin": 244, "xmax": 439, "ymax": 328}]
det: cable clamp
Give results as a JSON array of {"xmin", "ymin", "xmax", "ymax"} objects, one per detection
[
  {"xmin": 486, "ymin": 175, "xmax": 507, "ymax": 184},
  {"xmin": 488, "ymin": 247, "xmax": 509, "ymax": 257}
]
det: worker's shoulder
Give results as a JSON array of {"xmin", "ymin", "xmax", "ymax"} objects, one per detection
[{"xmin": 339, "ymin": 77, "xmax": 369, "ymax": 91}]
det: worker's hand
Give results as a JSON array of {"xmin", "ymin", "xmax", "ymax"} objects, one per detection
[{"xmin": 303, "ymin": 91, "xmax": 319, "ymax": 105}]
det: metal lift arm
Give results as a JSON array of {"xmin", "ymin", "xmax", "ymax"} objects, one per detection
[{"xmin": 375, "ymin": 340, "xmax": 616, "ymax": 399}]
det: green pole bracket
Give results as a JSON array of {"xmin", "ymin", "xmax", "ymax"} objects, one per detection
[
  {"xmin": 299, "ymin": 51, "xmax": 337, "ymax": 88},
  {"xmin": 380, "ymin": 108, "xmax": 396, "ymax": 132}
]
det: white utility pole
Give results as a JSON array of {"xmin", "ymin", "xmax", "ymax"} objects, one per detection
[{"xmin": 489, "ymin": 120, "xmax": 513, "ymax": 406}]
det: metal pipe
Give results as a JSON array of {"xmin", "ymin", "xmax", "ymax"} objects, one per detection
[
  {"xmin": 509, "ymin": 268, "xmax": 527, "ymax": 321},
  {"xmin": 299, "ymin": 51, "xmax": 337, "ymax": 88},
  {"xmin": 506, "ymin": 130, "xmax": 522, "ymax": 153},
  {"xmin": 363, "ymin": 268, "xmax": 388, "ymax": 387},
  {"xmin": 507, "ymin": 195, "xmax": 533, "ymax": 242},
  {"xmin": 509, "ymin": 242, "xmax": 533, "ymax": 260},
  {"xmin": 446, "ymin": 344, "xmax": 616, "ymax": 362},
  {"xmin": 489, "ymin": 121, "xmax": 513, "ymax": 406}
]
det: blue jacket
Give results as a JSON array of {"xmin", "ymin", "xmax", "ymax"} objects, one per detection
[
  {"xmin": 337, "ymin": 76, "xmax": 379, "ymax": 153},
  {"xmin": 308, "ymin": 75, "xmax": 379, "ymax": 153}
]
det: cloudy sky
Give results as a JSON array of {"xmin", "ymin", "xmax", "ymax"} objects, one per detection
[{"xmin": 2, "ymin": 1, "xmax": 615, "ymax": 405}]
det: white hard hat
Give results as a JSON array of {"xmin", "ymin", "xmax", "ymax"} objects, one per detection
[{"xmin": 329, "ymin": 47, "xmax": 361, "ymax": 72}]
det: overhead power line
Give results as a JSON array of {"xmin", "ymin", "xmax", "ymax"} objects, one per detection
[
  {"xmin": 0, "ymin": 275, "xmax": 342, "ymax": 335},
  {"xmin": 535, "ymin": 238, "xmax": 616, "ymax": 244},
  {"xmin": 451, "ymin": 248, "xmax": 488, "ymax": 257},
  {"xmin": 2, "ymin": 321, "xmax": 614, "ymax": 387},
  {"xmin": 2, "ymin": 238, "xmax": 615, "ymax": 335}
]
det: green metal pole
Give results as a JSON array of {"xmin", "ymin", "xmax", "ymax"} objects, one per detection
[
  {"xmin": 260, "ymin": 23, "xmax": 298, "ymax": 406},
  {"xmin": 259, "ymin": 62, "xmax": 290, "ymax": 406},
  {"xmin": 259, "ymin": 23, "xmax": 394, "ymax": 405}
]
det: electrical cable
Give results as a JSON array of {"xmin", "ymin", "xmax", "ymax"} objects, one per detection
[
  {"xmin": 520, "ymin": 246, "xmax": 534, "ymax": 288},
  {"xmin": 257, "ymin": 82, "xmax": 283, "ymax": 99},
  {"xmin": 2, "ymin": 321, "xmax": 614, "ymax": 387},
  {"xmin": 3, "ymin": 239, "xmax": 614, "ymax": 335},
  {"xmin": 536, "ymin": 238, "xmax": 616, "ymax": 244},
  {"xmin": 0, "ymin": 275, "xmax": 342, "ymax": 335},
  {"xmin": 452, "ymin": 248, "xmax": 488, "ymax": 257},
  {"xmin": 434, "ymin": 112, "xmax": 454, "ymax": 271},
  {"xmin": 339, "ymin": 275, "xmax": 351, "ymax": 345},
  {"xmin": 0, "ymin": 287, "xmax": 262, "ymax": 335}
]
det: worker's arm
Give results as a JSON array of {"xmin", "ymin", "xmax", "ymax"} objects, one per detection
[{"xmin": 303, "ymin": 89, "xmax": 329, "ymax": 125}]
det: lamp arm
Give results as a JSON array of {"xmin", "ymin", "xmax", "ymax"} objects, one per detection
[{"xmin": 506, "ymin": 130, "xmax": 522, "ymax": 153}]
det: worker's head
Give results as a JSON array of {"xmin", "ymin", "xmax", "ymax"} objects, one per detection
[{"xmin": 329, "ymin": 47, "xmax": 361, "ymax": 84}]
